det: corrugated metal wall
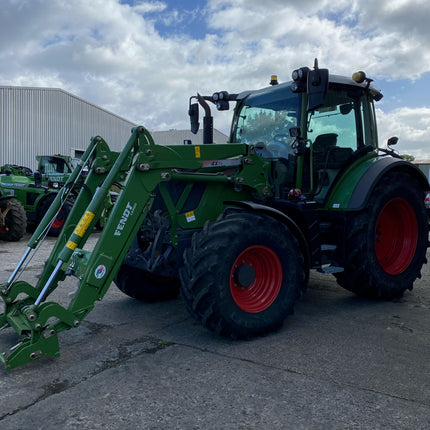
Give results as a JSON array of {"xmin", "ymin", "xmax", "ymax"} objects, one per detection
[{"xmin": 0, "ymin": 86, "xmax": 136, "ymax": 170}]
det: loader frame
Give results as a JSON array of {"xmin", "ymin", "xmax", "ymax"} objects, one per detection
[{"xmin": 0, "ymin": 126, "xmax": 270, "ymax": 369}]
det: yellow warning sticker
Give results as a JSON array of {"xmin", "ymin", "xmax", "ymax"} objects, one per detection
[
  {"xmin": 185, "ymin": 211, "xmax": 196, "ymax": 223},
  {"xmin": 74, "ymin": 211, "xmax": 95, "ymax": 238},
  {"xmin": 66, "ymin": 240, "xmax": 78, "ymax": 251},
  {"xmin": 195, "ymin": 146, "xmax": 201, "ymax": 158}
]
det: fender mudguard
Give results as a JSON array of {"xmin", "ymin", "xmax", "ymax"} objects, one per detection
[{"xmin": 326, "ymin": 156, "xmax": 429, "ymax": 211}]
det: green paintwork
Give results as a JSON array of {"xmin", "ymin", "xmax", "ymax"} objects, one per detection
[
  {"xmin": 0, "ymin": 173, "xmax": 56, "ymax": 214},
  {"xmin": 0, "ymin": 154, "xmax": 75, "ymax": 220},
  {"xmin": 323, "ymin": 151, "xmax": 379, "ymax": 210},
  {"xmin": 0, "ymin": 154, "xmax": 92, "ymax": 230}
]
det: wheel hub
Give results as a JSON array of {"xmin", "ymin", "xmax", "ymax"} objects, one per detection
[
  {"xmin": 230, "ymin": 245, "xmax": 282, "ymax": 313},
  {"xmin": 233, "ymin": 264, "xmax": 256, "ymax": 288}
]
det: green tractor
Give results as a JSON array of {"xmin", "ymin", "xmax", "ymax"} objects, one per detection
[
  {"xmin": 2, "ymin": 153, "xmax": 74, "ymax": 187},
  {"xmin": 0, "ymin": 60, "xmax": 428, "ymax": 369},
  {"xmin": 35, "ymin": 154, "xmax": 75, "ymax": 189},
  {"xmin": 0, "ymin": 154, "xmax": 76, "ymax": 236}
]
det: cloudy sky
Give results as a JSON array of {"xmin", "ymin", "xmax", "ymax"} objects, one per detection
[{"xmin": 1, "ymin": 0, "xmax": 430, "ymax": 158}]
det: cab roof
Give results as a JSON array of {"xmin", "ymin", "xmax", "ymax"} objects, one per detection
[{"xmin": 237, "ymin": 73, "xmax": 383, "ymax": 102}]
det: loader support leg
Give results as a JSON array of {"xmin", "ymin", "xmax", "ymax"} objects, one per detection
[{"xmin": 0, "ymin": 332, "xmax": 60, "ymax": 370}]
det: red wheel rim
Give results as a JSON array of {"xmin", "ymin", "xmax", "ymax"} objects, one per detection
[
  {"xmin": 51, "ymin": 210, "xmax": 65, "ymax": 229},
  {"xmin": 230, "ymin": 245, "xmax": 282, "ymax": 313},
  {"xmin": 375, "ymin": 198, "xmax": 418, "ymax": 275}
]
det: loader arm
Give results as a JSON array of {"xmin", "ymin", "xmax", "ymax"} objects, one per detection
[{"xmin": 0, "ymin": 126, "xmax": 271, "ymax": 370}]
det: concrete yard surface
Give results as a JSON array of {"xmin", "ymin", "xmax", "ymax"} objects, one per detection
[{"xmin": 0, "ymin": 232, "xmax": 429, "ymax": 429}]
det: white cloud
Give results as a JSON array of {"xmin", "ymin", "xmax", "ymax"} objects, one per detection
[
  {"xmin": 376, "ymin": 107, "xmax": 430, "ymax": 159},
  {"xmin": 132, "ymin": 1, "xmax": 167, "ymax": 14},
  {"xmin": 0, "ymin": 0, "xmax": 429, "ymax": 155},
  {"xmin": 206, "ymin": 0, "xmax": 430, "ymax": 79}
]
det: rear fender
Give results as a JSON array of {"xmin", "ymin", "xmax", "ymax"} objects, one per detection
[{"xmin": 326, "ymin": 156, "xmax": 429, "ymax": 211}]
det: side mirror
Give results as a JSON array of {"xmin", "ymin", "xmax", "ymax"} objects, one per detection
[
  {"xmin": 307, "ymin": 68, "xmax": 329, "ymax": 111},
  {"xmin": 387, "ymin": 136, "xmax": 398, "ymax": 146},
  {"xmin": 189, "ymin": 102, "xmax": 199, "ymax": 135}
]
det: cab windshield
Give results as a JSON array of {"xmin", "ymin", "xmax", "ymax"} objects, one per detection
[
  {"xmin": 39, "ymin": 157, "xmax": 72, "ymax": 174},
  {"xmin": 231, "ymin": 86, "xmax": 301, "ymax": 159}
]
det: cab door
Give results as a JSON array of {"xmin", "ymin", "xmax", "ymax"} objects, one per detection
[{"xmin": 305, "ymin": 88, "xmax": 367, "ymax": 203}]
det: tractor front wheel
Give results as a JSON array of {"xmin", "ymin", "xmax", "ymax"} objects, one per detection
[
  {"xmin": 335, "ymin": 171, "xmax": 428, "ymax": 298},
  {"xmin": 180, "ymin": 211, "xmax": 305, "ymax": 338}
]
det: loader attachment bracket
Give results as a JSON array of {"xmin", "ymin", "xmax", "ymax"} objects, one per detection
[{"xmin": 0, "ymin": 331, "xmax": 60, "ymax": 370}]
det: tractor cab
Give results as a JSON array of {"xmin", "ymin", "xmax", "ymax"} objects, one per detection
[
  {"xmin": 229, "ymin": 68, "xmax": 382, "ymax": 204},
  {"xmin": 36, "ymin": 154, "xmax": 74, "ymax": 189}
]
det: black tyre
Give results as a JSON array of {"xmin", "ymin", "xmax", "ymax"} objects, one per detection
[
  {"xmin": 0, "ymin": 198, "xmax": 26, "ymax": 241},
  {"xmin": 114, "ymin": 264, "xmax": 180, "ymax": 302},
  {"xmin": 180, "ymin": 211, "xmax": 305, "ymax": 339},
  {"xmin": 335, "ymin": 171, "xmax": 428, "ymax": 298},
  {"xmin": 38, "ymin": 196, "xmax": 73, "ymax": 237}
]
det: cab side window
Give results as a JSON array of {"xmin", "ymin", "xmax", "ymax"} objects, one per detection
[{"xmin": 307, "ymin": 89, "xmax": 364, "ymax": 201}]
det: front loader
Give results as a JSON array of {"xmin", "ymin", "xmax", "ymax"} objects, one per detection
[
  {"xmin": 0, "ymin": 126, "xmax": 272, "ymax": 369},
  {"xmin": 1, "ymin": 60, "xmax": 428, "ymax": 370}
]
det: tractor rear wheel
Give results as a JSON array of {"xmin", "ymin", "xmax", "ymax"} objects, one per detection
[
  {"xmin": 335, "ymin": 171, "xmax": 428, "ymax": 298},
  {"xmin": 0, "ymin": 198, "xmax": 26, "ymax": 241},
  {"xmin": 180, "ymin": 211, "xmax": 305, "ymax": 338},
  {"xmin": 114, "ymin": 264, "xmax": 180, "ymax": 302}
]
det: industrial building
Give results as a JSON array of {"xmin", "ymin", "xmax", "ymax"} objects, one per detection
[
  {"xmin": 0, "ymin": 86, "xmax": 136, "ymax": 170},
  {"xmin": 0, "ymin": 86, "xmax": 228, "ymax": 171}
]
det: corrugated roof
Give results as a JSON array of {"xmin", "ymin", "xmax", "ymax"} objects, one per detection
[{"xmin": 0, "ymin": 85, "xmax": 136, "ymax": 125}]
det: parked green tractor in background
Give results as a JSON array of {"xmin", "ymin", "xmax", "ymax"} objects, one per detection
[
  {"xmin": 2, "ymin": 153, "xmax": 75, "ymax": 189},
  {"xmin": 35, "ymin": 154, "xmax": 75, "ymax": 189},
  {"xmin": 0, "ymin": 60, "xmax": 428, "ymax": 370},
  {"xmin": 0, "ymin": 154, "xmax": 77, "ymax": 236}
]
